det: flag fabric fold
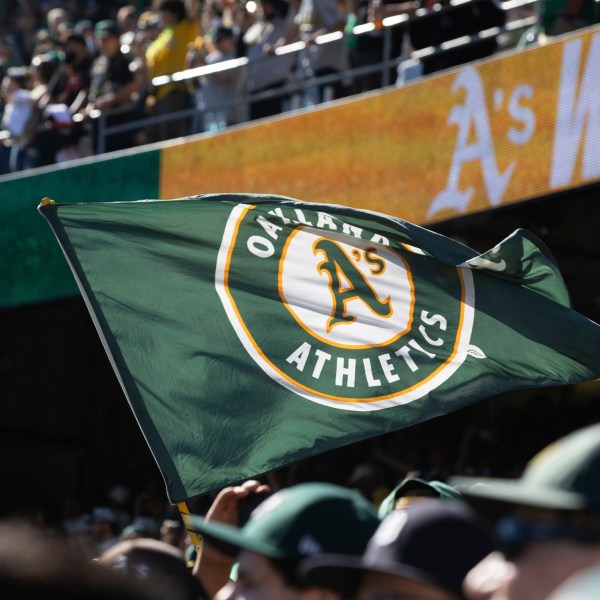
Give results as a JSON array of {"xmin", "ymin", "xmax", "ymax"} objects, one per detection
[{"xmin": 39, "ymin": 194, "xmax": 600, "ymax": 502}]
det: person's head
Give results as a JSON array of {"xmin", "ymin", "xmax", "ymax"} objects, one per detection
[
  {"xmin": 117, "ymin": 5, "xmax": 139, "ymax": 33},
  {"xmin": 121, "ymin": 516, "xmax": 160, "ymax": 541},
  {"xmin": 47, "ymin": 7, "xmax": 70, "ymax": 34},
  {"xmin": 159, "ymin": 0, "xmax": 188, "ymax": 26},
  {"xmin": 137, "ymin": 11, "xmax": 162, "ymax": 39},
  {"xmin": 94, "ymin": 20, "xmax": 121, "ymax": 57},
  {"xmin": 1, "ymin": 67, "xmax": 30, "ymax": 99},
  {"xmin": 91, "ymin": 507, "xmax": 120, "ymax": 541},
  {"xmin": 191, "ymin": 482, "xmax": 380, "ymax": 600},
  {"xmin": 300, "ymin": 500, "xmax": 493, "ymax": 600},
  {"xmin": 378, "ymin": 477, "xmax": 461, "ymax": 518},
  {"xmin": 64, "ymin": 34, "xmax": 90, "ymax": 65},
  {"xmin": 160, "ymin": 518, "xmax": 185, "ymax": 547},
  {"xmin": 98, "ymin": 538, "xmax": 207, "ymax": 600},
  {"xmin": 30, "ymin": 53, "xmax": 59, "ymax": 86},
  {"xmin": 213, "ymin": 26, "xmax": 235, "ymax": 54},
  {"xmin": 451, "ymin": 422, "xmax": 600, "ymax": 600}
]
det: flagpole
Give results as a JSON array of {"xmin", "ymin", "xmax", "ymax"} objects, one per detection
[{"xmin": 177, "ymin": 501, "xmax": 202, "ymax": 548}]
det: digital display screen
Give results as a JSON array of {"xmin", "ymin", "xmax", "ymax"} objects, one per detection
[{"xmin": 160, "ymin": 26, "xmax": 600, "ymax": 226}]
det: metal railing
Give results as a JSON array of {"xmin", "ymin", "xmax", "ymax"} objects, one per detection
[{"xmin": 84, "ymin": 0, "xmax": 540, "ymax": 154}]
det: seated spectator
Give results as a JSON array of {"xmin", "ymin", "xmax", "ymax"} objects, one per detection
[
  {"xmin": 453, "ymin": 422, "xmax": 600, "ymax": 600},
  {"xmin": 243, "ymin": 0, "xmax": 295, "ymax": 120},
  {"xmin": 300, "ymin": 500, "xmax": 493, "ymax": 600},
  {"xmin": 145, "ymin": 0, "xmax": 197, "ymax": 143}
]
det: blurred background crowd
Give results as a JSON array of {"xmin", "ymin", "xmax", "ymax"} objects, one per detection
[{"xmin": 5, "ymin": 388, "xmax": 594, "ymax": 561}]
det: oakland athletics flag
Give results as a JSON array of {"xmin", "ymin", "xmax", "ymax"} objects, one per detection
[{"xmin": 39, "ymin": 194, "xmax": 600, "ymax": 502}]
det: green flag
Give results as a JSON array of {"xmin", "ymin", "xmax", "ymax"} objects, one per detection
[{"xmin": 39, "ymin": 194, "xmax": 600, "ymax": 502}]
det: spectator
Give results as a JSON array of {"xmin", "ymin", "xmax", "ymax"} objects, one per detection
[
  {"xmin": 136, "ymin": 11, "xmax": 164, "ymax": 56},
  {"xmin": 190, "ymin": 480, "xmax": 380, "ymax": 600},
  {"xmin": 98, "ymin": 538, "xmax": 208, "ymax": 600},
  {"xmin": 46, "ymin": 32, "xmax": 94, "ymax": 160},
  {"xmin": 91, "ymin": 506, "xmax": 121, "ymax": 557},
  {"xmin": 0, "ymin": 66, "xmax": 32, "ymax": 174},
  {"xmin": 453, "ymin": 422, "xmax": 600, "ymax": 600},
  {"xmin": 73, "ymin": 19, "xmax": 97, "ymax": 55},
  {"xmin": 288, "ymin": 0, "xmax": 350, "ymax": 102},
  {"xmin": 198, "ymin": 26, "xmax": 244, "ymax": 131},
  {"xmin": 145, "ymin": 0, "xmax": 197, "ymax": 142},
  {"xmin": 47, "ymin": 7, "xmax": 71, "ymax": 40},
  {"xmin": 243, "ymin": 0, "xmax": 295, "ymax": 120},
  {"xmin": 58, "ymin": 33, "xmax": 93, "ymax": 113},
  {"xmin": 160, "ymin": 518, "xmax": 186, "ymax": 548},
  {"xmin": 118, "ymin": 5, "xmax": 139, "ymax": 37},
  {"xmin": 21, "ymin": 52, "xmax": 70, "ymax": 169},
  {"xmin": 299, "ymin": 500, "xmax": 493, "ymax": 600},
  {"xmin": 80, "ymin": 19, "xmax": 140, "ymax": 153},
  {"xmin": 121, "ymin": 516, "xmax": 160, "ymax": 541},
  {"xmin": 377, "ymin": 475, "xmax": 461, "ymax": 517}
]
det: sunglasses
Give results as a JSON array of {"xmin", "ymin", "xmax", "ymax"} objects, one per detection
[{"xmin": 496, "ymin": 516, "xmax": 600, "ymax": 559}]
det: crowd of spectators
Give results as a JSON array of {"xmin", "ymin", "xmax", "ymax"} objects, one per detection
[
  {"xmin": 5, "ymin": 391, "xmax": 597, "ymax": 554},
  {"xmin": 0, "ymin": 0, "xmax": 511, "ymax": 176},
  {"xmin": 1, "ymin": 412, "xmax": 599, "ymax": 599}
]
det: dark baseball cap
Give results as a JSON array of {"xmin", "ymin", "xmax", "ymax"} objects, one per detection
[
  {"xmin": 299, "ymin": 500, "xmax": 493, "ymax": 597},
  {"xmin": 189, "ymin": 482, "xmax": 380, "ymax": 562},
  {"xmin": 450, "ymin": 422, "xmax": 600, "ymax": 516}
]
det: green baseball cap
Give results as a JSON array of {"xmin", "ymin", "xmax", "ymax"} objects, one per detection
[
  {"xmin": 378, "ymin": 477, "xmax": 461, "ymax": 518},
  {"xmin": 189, "ymin": 482, "xmax": 380, "ymax": 562},
  {"xmin": 95, "ymin": 20, "xmax": 120, "ymax": 38},
  {"xmin": 450, "ymin": 423, "xmax": 600, "ymax": 516}
]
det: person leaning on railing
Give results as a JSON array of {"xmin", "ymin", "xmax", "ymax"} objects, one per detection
[{"xmin": 76, "ymin": 20, "xmax": 141, "ymax": 154}]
